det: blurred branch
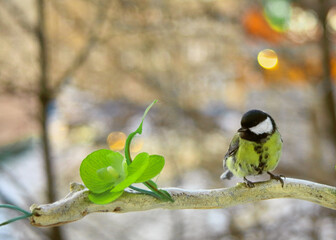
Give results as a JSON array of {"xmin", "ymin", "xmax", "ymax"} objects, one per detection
[
  {"xmin": 0, "ymin": 0, "xmax": 35, "ymax": 34},
  {"xmin": 36, "ymin": 0, "xmax": 55, "ymax": 203},
  {"xmin": 52, "ymin": 0, "xmax": 110, "ymax": 96},
  {"xmin": 318, "ymin": 0, "xmax": 336, "ymax": 148},
  {"xmin": 30, "ymin": 178, "xmax": 336, "ymax": 227},
  {"xmin": 0, "ymin": 79, "xmax": 37, "ymax": 96},
  {"xmin": 36, "ymin": 0, "xmax": 64, "ymax": 239}
]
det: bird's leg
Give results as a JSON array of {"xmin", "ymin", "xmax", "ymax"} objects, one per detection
[
  {"xmin": 267, "ymin": 171, "xmax": 285, "ymax": 187},
  {"xmin": 243, "ymin": 177, "xmax": 255, "ymax": 188}
]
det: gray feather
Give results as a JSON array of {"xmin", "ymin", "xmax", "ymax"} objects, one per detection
[
  {"xmin": 220, "ymin": 133, "xmax": 240, "ymax": 180},
  {"xmin": 220, "ymin": 170, "xmax": 233, "ymax": 180}
]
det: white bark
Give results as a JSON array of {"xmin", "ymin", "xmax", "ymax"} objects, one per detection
[{"xmin": 30, "ymin": 178, "xmax": 336, "ymax": 227}]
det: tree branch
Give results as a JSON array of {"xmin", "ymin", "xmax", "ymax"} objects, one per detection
[
  {"xmin": 0, "ymin": 0, "xmax": 35, "ymax": 35},
  {"xmin": 30, "ymin": 178, "xmax": 336, "ymax": 227},
  {"xmin": 52, "ymin": 0, "xmax": 110, "ymax": 96}
]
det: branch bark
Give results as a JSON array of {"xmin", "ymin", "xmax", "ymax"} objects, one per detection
[{"xmin": 30, "ymin": 178, "xmax": 336, "ymax": 227}]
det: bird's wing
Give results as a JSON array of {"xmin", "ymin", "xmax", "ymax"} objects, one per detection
[
  {"xmin": 224, "ymin": 133, "xmax": 240, "ymax": 160},
  {"xmin": 221, "ymin": 133, "xmax": 239, "ymax": 180}
]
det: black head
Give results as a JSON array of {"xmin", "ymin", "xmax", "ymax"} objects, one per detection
[
  {"xmin": 238, "ymin": 109, "xmax": 276, "ymax": 142},
  {"xmin": 241, "ymin": 110, "xmax": 269, "ymax": 129}
]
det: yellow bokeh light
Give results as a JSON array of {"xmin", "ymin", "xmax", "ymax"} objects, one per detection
[
  {"xmin": 107, "ymin": 132, "xmax": 126, "ymax": 151},
  {"xmin": 130, "ymin": 137, "xmax": 144, "ymax": 153},
  {"xmin": 257, "ymin": 49, "xmax": 278, "ymax": 69}
]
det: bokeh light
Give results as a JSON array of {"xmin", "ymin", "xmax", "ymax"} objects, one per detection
[
  {"xmin": 288, "ymin": 6, "xmax": 319, "ymax": 43},
  {"xmin": 328, "ymin": 7, "xmax": 336, "ymax": 34},
  {"xmin": 263, "ymin": 0, "xmax": 291, "ymax": 32},
  {"xmin": 130, "ymin": 137, "xmax": 144, "ymax": 153},
  {"xmin": 257, "ymin": 49, "xmax": 278, "ymax": 69},
  {"xmin": 107, "ymin": 132, "xmax": 126, "ymax": 151},
  {"xmin": 68, "ymin": 125, "xmax": 95, "ymax": 144}
]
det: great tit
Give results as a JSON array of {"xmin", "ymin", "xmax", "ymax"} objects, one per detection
[{"xmin": 220, "ymin": 109, "xmax": 284, "ymax": 188}]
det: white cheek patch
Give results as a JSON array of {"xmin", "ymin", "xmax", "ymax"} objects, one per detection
[{"xmin": 249, "ymin": 117, "xmax": 273, "ymax": 135}]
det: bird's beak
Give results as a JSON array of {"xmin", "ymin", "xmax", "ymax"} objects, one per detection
[{"xmin": 238, "ymin": 127, "xmax": 247, "ymax": 133}]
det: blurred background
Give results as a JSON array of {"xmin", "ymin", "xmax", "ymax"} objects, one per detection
[{"xmin": 1, "ymin": 0, "xmax": 336, "ymax": 239}]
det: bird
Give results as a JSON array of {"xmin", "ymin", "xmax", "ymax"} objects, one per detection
[{"xmin": 220, "ymin": 109, "xmax": 284, "ymax": 188}]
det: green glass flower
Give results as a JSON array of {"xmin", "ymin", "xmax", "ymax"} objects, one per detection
[
  {"xmin": 79, "ymin": 100, "xmax": 171, "ymax": 205},
  {"xmin": 80, "ymin": 150, "xmax": 165, "ymax": 204},
  {"xmin": 80, "ymin": 149, "xmax": 127, "ymax": 194}
]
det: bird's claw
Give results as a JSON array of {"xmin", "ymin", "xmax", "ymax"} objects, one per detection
[
  {"xmin": 244, "ymin": 177, "xmax": 255, "ymax": 188},
  {"xmin": 267, "ymin": 171, "xmax": 285, "ymax": 188}
]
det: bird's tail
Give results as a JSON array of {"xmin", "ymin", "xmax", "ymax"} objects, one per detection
[{"xmin": 220, "ymin": 170, "xmax": 233, "ymax": 180}]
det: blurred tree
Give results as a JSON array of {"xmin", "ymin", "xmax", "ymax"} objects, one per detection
[
  {"xmin": 0, "ymin": 0, "xmax": 110, "ymax": 239},
  {"xmin": 317, "ymin": 0, "xmax": 336, "ymax": 151}
]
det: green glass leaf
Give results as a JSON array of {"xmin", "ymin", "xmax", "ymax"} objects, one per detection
[
  {"xmin": 80, "ymin": 149, "xmax": 127, "ymax": 193},
  {"xmin": 143, "ymin": 181, "xmax": 173, "ymax": 202},
  {"xmin": 111, "ymin": 152, "xmax": 149, "ymax": 192},
  {"xmin": 88, "ymin": 190, "xmax": 124, "ymax": 205},
  {"xmin": 135, "ymin": 155, "xmax": 165, "ymax": 183},
  {"xmin": 146, "ymin": 179, "xmax": 158, "ymax": 189},
  {"xmin": 125, "ymin": 100, "xmax": 157, "ymax": 165},
  {"xmin": 158, "ymin": 189, "xmax": 174, "ymax": 202}
]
